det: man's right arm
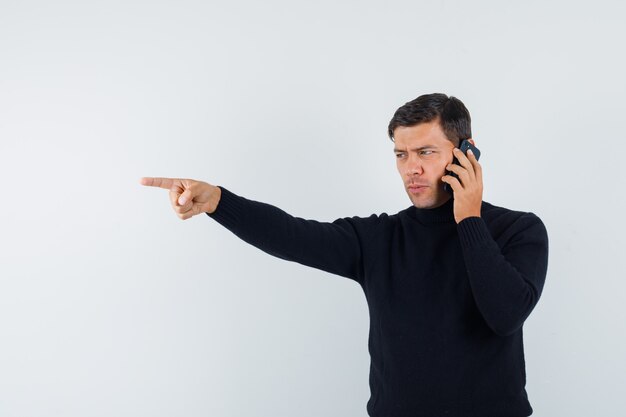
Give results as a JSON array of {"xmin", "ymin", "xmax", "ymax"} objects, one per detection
[
  {"xmin": 208, "ymin": 186, "xmax": 376, "ymax": 283},
  {"xmin": 140, "ymin": 177, "xmax": 373, "ymax": 284}
]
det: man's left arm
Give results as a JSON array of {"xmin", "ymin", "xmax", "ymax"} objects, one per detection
[
  {"xmin": 457, "ymin": 214, "xmax": 549, "ymax": 337},
  {"xmin": 442, "ymin": 147, "xmax": 549, "ymax": 337}
]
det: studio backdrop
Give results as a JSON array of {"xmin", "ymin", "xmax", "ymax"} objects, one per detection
[{"xmin": 1, "ymin": 1, "xmax": 624, "ymax": 416}]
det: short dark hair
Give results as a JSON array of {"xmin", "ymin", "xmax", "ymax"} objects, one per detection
[{"xmin": 387, "ymin": 93, "xmax": 472, "ymax": 146}]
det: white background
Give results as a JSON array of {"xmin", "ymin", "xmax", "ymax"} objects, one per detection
[{"xmin": 1, "ymin": 0, "xmax": 625, "ymax": 416}]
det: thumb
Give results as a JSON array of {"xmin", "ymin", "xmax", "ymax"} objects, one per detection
[{"xmin": 177, "ymin": 188, "xmax": 193, "ymax": 206}]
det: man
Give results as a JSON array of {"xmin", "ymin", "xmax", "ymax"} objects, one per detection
[{"xmin": 141, "ymin": 93, "xmax": 549, "ymax": 417}]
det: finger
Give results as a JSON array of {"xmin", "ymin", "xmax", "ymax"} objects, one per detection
[
  {"xmin": 468, "ymin": 150, "xmax": 483, "ymax": 183},
  {"xmin": 178, "ymin": 199, "xmax": 194, "ymax": 214},
  {"xmin": 140, "ymin": 177, "xmax": 176, "ymax": 189},
  {"xmin": 169, "ymin": 189, "xmax": 183, "ymax": 211},
  {"xmin": 445, "ymin": 164, "xmax": 470, "ymax": 187},
  {"xmin": 441, "ymin": 175, "xmax": 462, "ymax": 193},
  {"xmin": 177, "ymin": 188, "xmax": 194, "ymax": 206},
  {"xmin": 453, "ymin": 149, "xmax": 475, "ymax": 179},
  {"xmin": 170, "ymin": 187, "xmax": 194, "ymax": 214},
  {"xmin": 179, "ymin": 209, "xmax": 195, "ymax": 220}
]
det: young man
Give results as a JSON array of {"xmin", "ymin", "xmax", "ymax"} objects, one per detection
[{"xmin": 141, "ymin": 93, "xmax": 549, "ymax": 417}]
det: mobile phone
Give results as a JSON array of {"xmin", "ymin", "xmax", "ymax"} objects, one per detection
[{"xmin": 443, "ymin": 139, "xmax": 481, "ymax": 195}]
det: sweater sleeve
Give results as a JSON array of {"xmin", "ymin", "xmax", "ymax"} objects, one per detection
[
  {"xmin": 456, "ymin": 213, "xmax": 549, "ymax": 337},
  {"xmin": 206, "ymin": 186, "xmax": 370, "ymax": 285}
]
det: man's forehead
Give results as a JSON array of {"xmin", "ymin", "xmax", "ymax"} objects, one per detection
[
  {"xmin": 393, "ymin": 143, "xmax": 440, "ymax": 152},
  {"xmin": 393, "ymin": 129, "xmax": 452, "ymax": 151},
  {"xmin": 393, "ymin": 122, "xmax": 449, "ymax": 144}
]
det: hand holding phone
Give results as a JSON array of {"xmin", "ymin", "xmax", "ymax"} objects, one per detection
[{"xmin": 443, "ymin": 139, "xmax": 481, "ymax": 195}]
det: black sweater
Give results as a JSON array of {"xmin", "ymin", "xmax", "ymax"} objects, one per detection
[{"xmin": 207, "ymin": 187, "xmax": 549, "ymax": 417}]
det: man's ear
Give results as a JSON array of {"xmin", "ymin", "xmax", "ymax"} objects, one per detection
[{"xmin": 468, "ymin": 138, "xmax": 475, "ymax": 146}]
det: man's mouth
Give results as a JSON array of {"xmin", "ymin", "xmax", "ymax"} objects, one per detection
[{"xmin": 408, "ymin": 184, "xmax": 428, "ymax": 193}]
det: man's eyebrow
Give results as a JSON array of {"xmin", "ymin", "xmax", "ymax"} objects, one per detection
[{"xmin": 393, "ymin": 145, "xmax": 439, "ymax": 153}]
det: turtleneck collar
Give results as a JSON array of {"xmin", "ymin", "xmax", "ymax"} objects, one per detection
[{"xmin": 408, "ymin": 197, "xmax": 456, "ymax": 224}]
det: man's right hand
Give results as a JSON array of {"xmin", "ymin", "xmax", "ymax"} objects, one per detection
[{"xmin": 140, "ymin": 177, "xmax": 222, "ymax": 220}]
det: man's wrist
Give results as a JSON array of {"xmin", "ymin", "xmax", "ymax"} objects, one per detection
[
  {"xmin": 207, "ymin": 185, "xmax": 222, "ymax": 214},
  {"xmin": 456, "ymin": 213, "xmax": 481, "ymax": 224}
]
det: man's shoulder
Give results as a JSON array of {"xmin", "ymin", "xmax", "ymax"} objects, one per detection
[
  {"xmin": 482, "ymin": 201, "xmax": 542, "ymax": 220},
  {"xmin": 332, "ymin": 210, "xmax": 400, "ymax": 237},
  {"xmin": 481, "ymin": 201, "xmax": 547, "ymax": 237},
  {"xmin": 336, "ymin": 211, "xmax": 395, "ymax": 227}
]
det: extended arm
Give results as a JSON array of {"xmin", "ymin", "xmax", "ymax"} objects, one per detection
[
  {"xmin": 140, "ymin": 177, "xmax": 372, "ymax": 284},
  {"xmin": 207, "ymin": 187, "xmax": 370, "ymax": 284}
]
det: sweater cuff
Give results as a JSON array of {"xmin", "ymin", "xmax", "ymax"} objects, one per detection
[
  {"xmin": 205, "ymin": 186, "xmax": 243, "ymax": 229},
  {"xmin": 457, "ymin": 216, "xmax": 494, "ymax": 248}
]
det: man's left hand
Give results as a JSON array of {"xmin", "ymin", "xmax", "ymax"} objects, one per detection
[{"xmin": 441, "ymin": 148, "xmax": 483, "ymax": 224}]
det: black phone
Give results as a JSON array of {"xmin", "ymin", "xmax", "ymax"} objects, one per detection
[{"xmin": 443, "ymin": 139, "xmax": 481, "ymax": 195}]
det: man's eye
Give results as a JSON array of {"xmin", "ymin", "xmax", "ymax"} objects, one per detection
[
  {"xmin": 395, "ymin": 153, "xmax": 405, "ymax": 158},
  {"xmin": 420, "ymin": 150, "xmax": 434, "ymax": 156}
]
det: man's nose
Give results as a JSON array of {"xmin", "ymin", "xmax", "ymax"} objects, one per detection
[{"xmin": 407, "ymin": 154, "xmax": 424, "ymax": 175}]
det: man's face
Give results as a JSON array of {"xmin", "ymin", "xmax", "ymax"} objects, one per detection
[{"xmin": 393, "ymin": 120, "xmax": 456, "ymax": 209}]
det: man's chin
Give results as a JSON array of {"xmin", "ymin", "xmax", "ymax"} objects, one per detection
[
  {"xmin": 412, "ymin": 200, "xmax": 437, "ymax": 209},
  {"xmin": 407, "ymin": 191, "xmax": 449, "ymax": 209},
  {"xmin": 407, "ymin": 193, "xmax": 435, "ymax": 209}
]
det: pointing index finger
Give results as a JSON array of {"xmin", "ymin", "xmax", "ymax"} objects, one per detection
[{"xmin": 140, "ymin": 177, "xmax": 176, "ymax": 189}]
